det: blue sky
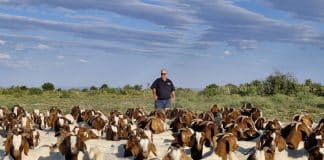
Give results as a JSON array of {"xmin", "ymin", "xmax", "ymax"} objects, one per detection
[{"xmin": 0, "ymin": 0, "xmax": 323, "ymax": 89}]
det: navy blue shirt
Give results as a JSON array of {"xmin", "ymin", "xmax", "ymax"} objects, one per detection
[{"xmin": 150, "ymin": 78, "xmax": 175, "ymax": 100}]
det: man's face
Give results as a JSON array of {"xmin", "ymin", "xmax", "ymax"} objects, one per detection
[{"xmin": 161, "ymin": 71, "xmax": 167, "ymax": 79}]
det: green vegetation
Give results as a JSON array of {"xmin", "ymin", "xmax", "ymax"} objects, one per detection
[
  {"xmin": 202, "ymin": 72, "xmax": 324, "ymax": 96},
  {"xmin": 41, "ymin": 82, "xmax": 55, "ymax": 91},
  {"xmin": 0, "ymin": 72, "xmax": 323, "ymax": 122}
]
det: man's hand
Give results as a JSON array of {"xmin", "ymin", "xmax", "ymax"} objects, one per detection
[
  {"xmin": 152, "ymin": 88, "xmax": 157, "ymax": 101},
  {"xmin": 171, "ymin": 91, "xmax": 176, "ymax": 103},
  {"xmin": 171, "ymin": 97, "xmax": 176, "ymax": 103}
]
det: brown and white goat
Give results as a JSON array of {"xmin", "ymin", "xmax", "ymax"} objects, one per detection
[
  {"xmin": 304, "ymin": 119, "xmax": 323, "ymax": 160},
  {"xmin": 131, "ymin": 128, "xmax": 153, "ymax": 142},
  {"xmin": 4, "ymin": 133, "xmax": 30, "ymax": 160},
  {"xmin": 48, "ymin": 107, "xmax": 62, "ymax": 128},
  {"xmin": 19, "ymin": 116, "xmax": 33, "ymax": 129},
  {"xmin": 222, "ymin": 108, "xmax": 241, "ymax": 126},
  {"xmin": 281, "ymin": 122, "xmax": 312, "ymax": 149},
  {"xmin": 106, "ymin": 124, "xmax": 120, "ymax": 141},
  {"xmin": 0, "ymin": 106, "xmax": 9, "ymax": 120},
  {"xmin": 190, "ymin": 131, "xmax": 206, "ymax": 160},
  {"xmin": 126, "ymin": 107, "xmax": 147, "ymax": 123},
  {"xmin": 198, "ymin": 111, "xmax": 215, "ymax": 122},
  {"xmin": 74, "ymin": 127, "xmax": 98, "ymax": 141},
  {"xmin": 255, "ymin": 118, "xmax": 282, "ymax": 132},
  {"xmin": 71, "ymin": 105, "xmax": 82, "ymax": 122},
  {"xmin": 213, "ymin": 133, "xmax": 239, "ymax": 160},
  {"xmin": 54, "ymin": 116, "xmax": 73, "ymax": 136},
  {"xmin": 172, "ymin": 127, "xmax": 194, "ymax": 147},
  {"xmin": 163, "ymin": 146, "xmax": 191, "ymax": 160},
  {"xmin": 226, "ymin": 116, "xmax": 260, "ymax": 140},
  {"xmin": 88, "ymin": 115, "xmax": 106, "ymax": 131},
  {"xmin": 247, "ymin": 130, "xmax": 286, "ymax": 160},
  {"xmin": 35, "ymin": 113, "xmax": 49, "ymax": 130},
  {"xmin": 145, "ymin": 117, "xmax": 168, "ymax": 134},
  {"xmin": 293, "ymin": 114, "xmax": 313, "ymax": 129},
  {"xmin": 149, "ymin": 109, "xmax": 167, "ymax": 121},
  {"xmin": 191, "ymin": 120, "xmax": 223, "ymax": 147},
  {"xmin": 304, "ymin": 131, "xmax": 323, "ymax": 160},
  {"xmin": 58, "ymin": 135, "xmax": 87, "ymax": 160},
  {"xmin": 12, "ymin": 105, "xmax": 25, "ymax": 117},
  {"xmin": 23, "ymin": 129, "xmax": 40, "ymax": 149},
  {"xmin": 170, "ymin": 116, "xmax": 188, "ymax": 133},
  {"xmin": 124, "ymin": 134, "xmax": 157, "ymax": 160}
]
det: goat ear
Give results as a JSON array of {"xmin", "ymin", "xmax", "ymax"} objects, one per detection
[
  {"xmin": 256, "ymin": 138, "xmax": 262, "ymax": 150},
  {"xmin": 79, "ymin": 140, "xmax": 87, "ymax": 152},
  {"xmin": 144, "ymin": 120, "xmax": 152, "ymax": 130},
  {"xmin": 277, "ymin": 135, "xmax": 286, "ymax": 152},
  {"xmin": 23, "ymin": 138, "xmax": 29, "ymax": 155},
  {"xmin": 189, "ymin": 134, "xmax": 196, "ymax": 147},
  {"xmin": 293, "ymin": 115, "xmax": 300, "ymax": 121},
  {"xmin": 212, "ymin": 135, "xmax": 218, "ymax": 147},
  {"xmin": 149, "ymin": 143, "xmax": 157, "ymax": 156},
  {"xmin": 4, "ymin": 135, "xmax": 13, "ymax": 155},
  {"xmin": 300, "ymin": 125, "xmax": 311, "ymax": 140},
  {"xmin": 225, "ymin": 140, "xmax": 231, "ymax": 153}
]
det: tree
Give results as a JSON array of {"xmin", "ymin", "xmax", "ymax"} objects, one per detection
[
  {"xmin": 203, "ymin": 84, "xmax": 220, "ymax": 96},
  {"xmin": 19, "ymin": 85, "xmax": 28, "ymax": 90},
  {"xmin": 100, "ymin": 84, "xmax": 109, "ymax": 90},
  {"xmin": 90, "ymin": 86, "xmax": 98, "ymax": 91},
  {"xmin": 305, "ymin": 79, "xmax": 312, "ymax": 86},
  {"xmin": 263, "ymin": 71, "xmax": 298, "ymax": 95},
  {"xmin": 224, "ymin": 83, "xmax": 239, "ymax": 94},
  {"xmin": 133, "ymin": 84, "xmax": 143, "ymax": 91},
  {"xmin": 41, "ymin": 82, "xmax": 55, "ymax": 91}
]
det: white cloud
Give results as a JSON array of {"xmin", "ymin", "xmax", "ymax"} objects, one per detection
[
  {"xmin": 261, "ymin": 0, "xmax": 324, "ymax": 22},
  {"xmin": 0, "ymin": 0, "xmax": 196, "ymax": 27},
  {"xmin": 57, "ymin": 55, "xmax": 64, "ymax": 60},
  {"xmin": 0, "ymin": 1, "xmax": 323, "ymax": 51},
  {"xmin": 0, "ymin": 53, "xmax": 11, "ymax": 60},
  {"xmin": 35, "ymin": 44, "xmax": 50, "ymax": 49},
  {"xmin": 0, "ymin": 13, "xmax": 179, "ymax": 46},
  {"xmin": 224, "ymin": 50, "xmax": 232, "ymax": 56},
  {"xmin": 0, "ymin": 39, "xmax": 6, "ymax": 45},
  {"xmin": 79, "ymin": 59, "xmax": 88, "ymax": 63}
]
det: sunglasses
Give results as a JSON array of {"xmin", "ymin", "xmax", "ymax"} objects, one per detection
[{"xmin": 161, "ymin": 73, "xmax": 167, "ymax": 75}]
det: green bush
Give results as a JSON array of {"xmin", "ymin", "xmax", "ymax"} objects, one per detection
[
  {"xmin": 60, "ymin": 90, "xmax": 71, "ymax": 98},
  {"xmin": 90, "ymin": 86, "xmax": 98, "ymax": 91},
  {"xmin": 202, "ymin": 84, "xmax": 221, "ymax": 96},
  {"xmin": 100, "ymin": 84, "xmax": 109, "ymax": 90},
  {"xmin": 29, "ymin": 88, "xmax": 43, "ymax": 95},
  {"xmin": 263, "ymin": 71, "xmax": 298, "ymax": 95},
  {"xmin": 42, "ymin": 82, "xmax": 55, "ymax": 91}
]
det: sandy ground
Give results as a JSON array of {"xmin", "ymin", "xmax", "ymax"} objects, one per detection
[{"xmin": 0, "ymin": 127, "xmax": 309, "ymax": 160}]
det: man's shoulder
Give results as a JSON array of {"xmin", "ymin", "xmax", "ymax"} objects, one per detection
[
  {"xmin": 154, "ymin": 77, "xmax": 162, "ymax": 82},
  {"xmin": 151, "ymin": 78, "xmax": 162, "ymax": 86},
  {"xmin": 167, "ymin": 78, "xmax": 173, "ymax": 83}
]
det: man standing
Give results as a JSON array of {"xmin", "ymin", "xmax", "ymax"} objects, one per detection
[{"xmin": 151, "ymin": 69, "xmax": 176, "ymax": 109}]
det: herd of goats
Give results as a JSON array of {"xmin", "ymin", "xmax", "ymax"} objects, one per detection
[{"xmin": 0, "ymin": 103, "xmax": 323, "ymax": 160}]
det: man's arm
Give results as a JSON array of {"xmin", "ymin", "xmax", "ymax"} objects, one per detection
[
  {"xmin": 150, "ymin": 79, "xmax": 158, "ymax": 100},
  {"xmin": 171, "ymin": 91, "xmax": 176, "ymax": 102},
  {"xmin": 152, "ymin": 88, "xmax": 158, "ymax": 100},
  {"xmin": 170, "ymin": 80, "xmax": 176, "ymax": 103}
]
